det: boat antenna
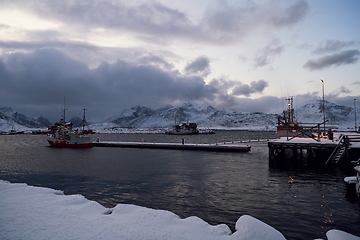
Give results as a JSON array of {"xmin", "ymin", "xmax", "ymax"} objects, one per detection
[
  {"xmin": 61, "ymin": 97, "xmax": 68, "ymax": 122},
  {"xmin": 285, "ymin": 96, "xmax": 295, "ymax": 123},
  {"xmin": 280, "ymin": 84, "xmax": 284, "ymax": 111}
]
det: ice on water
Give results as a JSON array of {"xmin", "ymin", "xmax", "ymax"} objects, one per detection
[{"xmin": 0, "ymin": 180, "xmax": 358, "ymax": 240}]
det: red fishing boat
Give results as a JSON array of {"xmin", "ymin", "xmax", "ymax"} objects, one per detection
[{"xmin": 47, "ymin": 108, "xmax": 94, "ymax": 148}]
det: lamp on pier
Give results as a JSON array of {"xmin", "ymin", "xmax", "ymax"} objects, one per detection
[
  {"xmin": 355, "ymin": 99, "xmax": 358, "ymax": 132},
  {"xmin": 320, "ymin": 79, "xmax": 325, "ymax": 132}
]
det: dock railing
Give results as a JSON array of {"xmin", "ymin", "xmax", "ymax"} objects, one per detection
[
  {"xmin": 325, "ymin": 134, "xmax": 360, "ymax": 165},
  {"xmin": 285, "ymin": 120, "xmax": 329, "ymax": 142},
  {"xmin": 325, "ymin": 134, "xmax": 346, "ymax": 165}
]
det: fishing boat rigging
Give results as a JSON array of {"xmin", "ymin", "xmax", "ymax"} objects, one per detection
[{"xmin": 47, "ymin": 106, "xmax": 94, "ymax": 148}]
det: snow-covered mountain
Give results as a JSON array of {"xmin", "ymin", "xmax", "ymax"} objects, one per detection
[
  {"xmin": 108, "ymin": 103, "xmax": 224, "ymax": 129},
  {"xmin": 95, "ymin": 101, "xmax": 356, "ymax": 130},
  {"xmin": 0, "ymin": 100, "xmax": 357, "ymax": 132},
  {"xmin": 0, "ymin": 107, "xmax": 51, "ymax": 132},
  {"xmin": 295, "ymin": 100, "xmax": 354, "ymax": 127}
]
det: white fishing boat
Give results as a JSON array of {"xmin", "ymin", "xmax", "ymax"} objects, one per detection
[{"xmin": 165, "ymin": 122, "xmax": 199, "ymax": 135}]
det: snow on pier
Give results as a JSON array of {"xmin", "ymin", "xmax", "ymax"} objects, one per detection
[{"xmin": 93, "ymin": 141, "xmax": 251, "ymax": 152}]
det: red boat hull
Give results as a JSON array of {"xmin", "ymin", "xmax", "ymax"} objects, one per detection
[{"xmin": 47, "ymin": 140, "xmax": 93, "ymax": 148}]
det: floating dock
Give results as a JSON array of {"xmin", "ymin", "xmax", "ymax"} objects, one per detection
[{"xmin": 93, "ymin": 141, "xmax": 251, "ymax": 152}]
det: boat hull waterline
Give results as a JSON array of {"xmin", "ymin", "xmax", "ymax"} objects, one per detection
[{"xmin": 47, "ymin": 139, "xmax": 93, "ymax": 148}]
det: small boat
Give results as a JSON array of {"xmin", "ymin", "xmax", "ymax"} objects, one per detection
[
  {"xmin": 47, "ymin": 108, "xmax": 94, "ymax": 148},
  {"xmin": 165, "ymin": 122, "xmax": 199, "ymax": 135}
]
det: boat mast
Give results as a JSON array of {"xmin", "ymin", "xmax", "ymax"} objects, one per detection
[
  {"xmin": 61, "ymin": 97, "xmax": 68, "ymax": 123},
  {"xmin": 81, "ymin": 108, "xmax": 87, "ymax": 131}
]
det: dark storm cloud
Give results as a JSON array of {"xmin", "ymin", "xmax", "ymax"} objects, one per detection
[
  {"xmin": 210, "ymin": 95, "xmax": 282, "ymax": 114},
  {"xmin": 303, "ymin": 49, "xmax": 360, "ymax": 70},
  {"xmin": 0, "ymin": 49, "xmax": 189, "ymax": 117},
  {"xmin": 184, "ymin": 56, "xmax": 211, "ymax": 77},
  {"xmin": 232, "ymin": 80, "xmax": 269, "ymax": 97},
  {"xmin": 296, "ymin": 92, "xmax": 319, "ymax": 100},
  {"xmin": 207, "ymin": 78, "xmax": 268, "ymax": 97},
  {"xmin": 312, "ymin": 40, "xmax": 355, "ymax": 54},
  {"xmin": 0, "ymin": 38, "xmax": 155, "ymax": 70},
  {"xmin": 0, "ymin": 49, "xmax": 98, "ymax": 119},
  {"xmin": 253, "ymin": 40, "xmax": 284, "ymax": 68},
  {"xmin": 326, "ymin": 86, "xmax": 351, "ymax": 99},
  {"xmin": 201, "ymin": 0, "xmax": 309, "ymax": 42},
  {"xmin": 0, "ymin": 40, "xmax": 65, "ymax": 49},
  {"xmin": 8, "ymin": 0, "xmax": 198, "ymax": 39},
  {"xmin": 271, "ymin": 0, "xmax": 309, "ymax": 26},
  {"xmin": 202, "ymin": 1, "xmax": 250, "ymax": 34},
  {"xmin": 1, "ymin": 48, "xmax": 270, "ymax": 122},
  {"xmin": 92, "ymin": 59, "xmax": 214, "ymax": 106},
  {"xmin": 9, "ymin": 48, "xmax": 357, "ymax": 119},
  {"xmin": 2, "ymin": 0, "xmax": 310, "ymax": 44},
  {"xmin": 138, "ymin": 54, "xmax": 174, "ymax": 70},
  {"xmin": 0, "ymin": 0, "xmax": 316, "ymax": 119},
  {"xmin": 207, "ymin": 78, "xmax": 236, "ymax": 91}
]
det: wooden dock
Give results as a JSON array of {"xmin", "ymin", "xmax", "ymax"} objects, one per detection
[
  {"xmin": 268, "ymin": 132, "xmax": 360, "ymax": 168},
  {"xmin": 93, "ymin": 141, "xmax": 251, "ymax": 152}
]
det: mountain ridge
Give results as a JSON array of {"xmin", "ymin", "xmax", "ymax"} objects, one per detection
[
  {"xmin": 100, "ymin": 100, "xmax": 357, "ymax": 130},
  {"xmin": 0, "ymin": 100, "xmax": 357, "ymax": 131},
  {"xmin": 0, "ymin": 107, "xmax": 51, "ymax": 131}
]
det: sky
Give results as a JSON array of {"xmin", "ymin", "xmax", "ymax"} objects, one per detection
[{"xmin": 0, "ymin": 0, "xmax": 359, "ymax": 122}]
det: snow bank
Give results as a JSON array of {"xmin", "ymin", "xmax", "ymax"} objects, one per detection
[
  {"xmin": 0, "ymin": 180, "xmax": 358, "ymax": 240},
  {"xmin": 326, "ymin": 230, "xmax": 360, "ymax": 240}
]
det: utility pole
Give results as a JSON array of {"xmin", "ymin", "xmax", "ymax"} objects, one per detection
[
  {"xmin": 320, "ymin": 79, "xmax": 325, "ymax": 132},
  {"xmin": 355, "ymin": 99, "xmax": 358, "ymax": 131}
]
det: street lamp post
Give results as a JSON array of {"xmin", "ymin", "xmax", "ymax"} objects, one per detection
[
  {"xmin": 320, "ymin": 79, "xmax": 325, "ymax": 132},
  {"xmin": 355, "ymin": 99, "xmax": 358, "ymax": 131}
]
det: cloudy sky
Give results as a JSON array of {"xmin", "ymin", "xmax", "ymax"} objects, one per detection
[{"xmin": 0, "ymin": 0, "xmax": 359, "ymax": 122}]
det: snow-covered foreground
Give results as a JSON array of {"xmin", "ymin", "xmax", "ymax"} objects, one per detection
[{"xmin": 0, "ymin": 180, "xmax": 359, "ymax": 240}]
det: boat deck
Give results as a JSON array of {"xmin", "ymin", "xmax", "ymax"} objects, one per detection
[{"xmin": 93, "ymin": 141, "xmax": 251, "ymax": 152}]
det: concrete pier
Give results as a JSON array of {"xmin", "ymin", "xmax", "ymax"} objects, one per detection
[{"xmin": 93, "ymin": 141, "xmax": 251, "ymax": 152}]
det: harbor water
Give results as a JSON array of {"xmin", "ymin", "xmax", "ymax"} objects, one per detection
[{"xmin": 0, "ymin": 131, "xmax": 359, "ymax": 239}]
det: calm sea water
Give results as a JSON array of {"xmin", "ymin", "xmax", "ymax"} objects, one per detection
[{"xmin": 0, "ymin": 131, "xmax": 359, "ymax": 239}]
